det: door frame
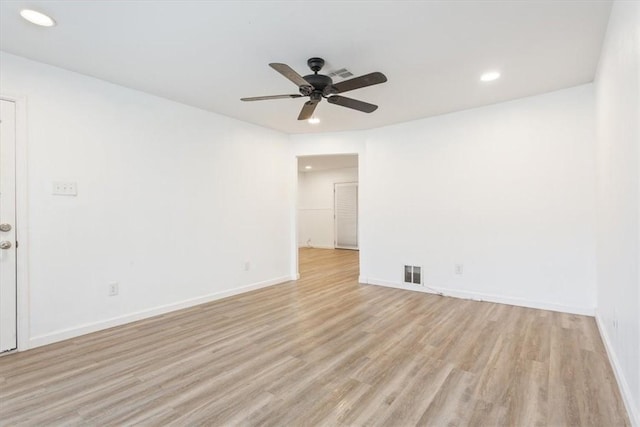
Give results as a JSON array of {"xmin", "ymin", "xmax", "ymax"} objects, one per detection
[
  {"xmin": 1, "ymin": 94, "xmax": 29, "ymax": 352},
  {"xmin": 292, "ymin": 152, "xmax": 361, "ymax": 280}
]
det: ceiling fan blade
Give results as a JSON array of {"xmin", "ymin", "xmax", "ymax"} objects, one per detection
[
  {"xmin": 327, "ymin": 95, "xmax": 378, "ymax": 113},
  {"xmin": 269, "ymin": 63, "xmax": 313, "ymax": 93},
  {"xmin": 331, "ymin": 72, "xmax": 387, "ymax": 94},
  {"xmin": 241, "ymin": 94, "xmax": 303, "ymax": 101},
  {"xmin": 298, "ymin": 100, "xmax": 319, "ymax": 120}
]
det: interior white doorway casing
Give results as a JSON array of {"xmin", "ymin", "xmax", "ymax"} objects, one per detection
[
  {"xmin": 294, "ymin": 152, "xmax": 361, "ymax": 279},
  {"xmin": 0, "ymin": 99, "xmax": 17, "ymax": 353}
]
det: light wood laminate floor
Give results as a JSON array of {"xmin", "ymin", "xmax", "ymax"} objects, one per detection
[{"xmin": 0, "ymin": 248, "xmax": 630, "ymax": 426}]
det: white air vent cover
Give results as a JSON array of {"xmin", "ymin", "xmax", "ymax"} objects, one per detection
[
  {"xmin": 327, "ymin": 68, "xmax": 354, "ymax": 79},
  {"xmin": 404, "ymin": 265, "xmax": 422, "ymax": 285}
]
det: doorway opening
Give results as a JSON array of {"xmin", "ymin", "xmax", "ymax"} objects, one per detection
[{"xmin": 296, "ymin": 154, "xmax": 359, "ymax": 279}]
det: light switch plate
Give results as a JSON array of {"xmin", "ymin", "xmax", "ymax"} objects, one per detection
[{"xmin": 52, "ymin": 181, "xmax": 77, "ymax": 196}]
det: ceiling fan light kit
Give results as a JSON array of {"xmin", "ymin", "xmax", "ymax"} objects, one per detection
[{"xmin": 241, "ymin": 57, "xmax": 387, "ymax": 121}]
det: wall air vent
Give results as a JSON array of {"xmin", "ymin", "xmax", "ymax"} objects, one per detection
[{"xmin": 404, "ymin": 265, "xmax": 422, "ymax": 285}]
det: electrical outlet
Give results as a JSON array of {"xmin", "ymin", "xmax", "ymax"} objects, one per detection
[
  {"xmin": 243, "ymin": 261, "xmax": 251, "ymax": 271},
  {"xmin": 108, "ymin": 282, "xmax": 119, "ymax": 296},
  {"xmin": 52, "ymin": 181, "xmax": 78, "ymax": 196},
  {"xmin": 455, "ymin": 264, "xmax": 464, "ymax": 275}
]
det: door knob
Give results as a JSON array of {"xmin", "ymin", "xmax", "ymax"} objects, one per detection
[
  {"xmin": 0, "ymin": 241, "xmax": 12, "ymax": 250},
  {"xmin": 0, "ymin": 224, "xmax": 11, "ymax": 232}
]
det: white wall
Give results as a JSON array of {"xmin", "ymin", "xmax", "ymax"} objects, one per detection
[
  {"xmin": 297, "ymin": 167, "xmax": 358, "ymax": 248},
  {"xmin": 293, "ymin": 85, "xmax": 597, "ymax": 315},
  {"xmin": 0, "ymin": 52, "xmax": 293, "ymax": 347},
  {"xmin": 594, "ymin": 1, "xmax": 640, "ymax": 424}
]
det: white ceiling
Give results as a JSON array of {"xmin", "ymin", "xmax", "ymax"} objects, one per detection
[
  {"xmin": 298, "ymin": 154, "xmax": 358, "ymax": 172},
  {"xmin": 0, "ymin": 1, "xmax": 612, "ymax": 135}
]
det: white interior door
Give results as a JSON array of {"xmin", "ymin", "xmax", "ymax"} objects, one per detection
[
  {"xmin": 334, "ymin": 182, "xmax": 358, "ymax": 250},
  {"xmin": 0, "ymin": 99, "xmax": 17, "ymax": 353}
]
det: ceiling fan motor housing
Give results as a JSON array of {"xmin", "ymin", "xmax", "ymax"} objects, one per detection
[
  {"xmin": 300, "ymin": 57, "xmax": 336, "ymax": 96},
  {"xmin": 302, "ymin": 73, "xmax": 333, "ymax": 94}
]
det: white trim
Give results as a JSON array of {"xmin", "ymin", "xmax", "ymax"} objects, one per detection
[
  {"xmin": 29, "ymin": 275, "xmax": 293, "ymax": 349},
  {"xmin": 298, "ymin": 244, "xmax": 335, "ymax": 250},
  {"xmin": 291, "ymin": 156, "xmax": 299, "ymax": 280},
  {"xmin": 293, "ymin": 152, "xmax": 362, "ymax": 281},
  {"xmin": 595, "ymin": 312, "xmax": 639, "ymax": 427},
  {"xmin": 0, "ymin": 94, "xmax": 29, "ymax": 352},
  {"xmin": 364, "ymin": 277, "xmax": 595, "ymax": 316}
]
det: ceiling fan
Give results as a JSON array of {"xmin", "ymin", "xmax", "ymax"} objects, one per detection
[{"xmin": 241, "ymin": 57, "xmax": 387, "ymax": 120}]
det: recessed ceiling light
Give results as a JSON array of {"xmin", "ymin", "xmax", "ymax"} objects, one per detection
[
  {"xmin": 480, "ymin": 71, "xmax": 501, "ymax": 82},
  {"xmin": 308, "ymin": 117, "xmax": 320, "ymax": 124},
  {"xmin": 20, "ymin": 9, "xmax": 56, "ymax": 27},
  {"xmin": 305, "ymin": 165, "xmax": 312, "ymax": 170}
]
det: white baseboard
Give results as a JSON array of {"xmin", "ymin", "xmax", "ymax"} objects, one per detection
[
  {"xmin": 595, "ymin": 312, "xmax": 639, "ymax": 427},
  {"xmin": 364, "ymin": 277, "xmax": 595, "ymax": 316},
  {"xmin": 298, "ymin": 244, "xmax": 335, "ymax": 250},
  {"xmin": 28, "ymin": 275, "xmax": 294, "ymax": 349}
]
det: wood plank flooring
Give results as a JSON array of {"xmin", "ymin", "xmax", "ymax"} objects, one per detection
[{"xmin": 0, "ymin": 248, "xmax": 630, "ymax": 426}]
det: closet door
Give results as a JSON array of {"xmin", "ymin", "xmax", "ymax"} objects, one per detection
[{"xmin": 334, "ymin": 182, "xmax": 358, "ymax": 250}]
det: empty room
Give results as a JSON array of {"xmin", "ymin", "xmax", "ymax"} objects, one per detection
[{"xmin": 0, "ymin": 0, "xmax": 638, "ymax": 425}]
